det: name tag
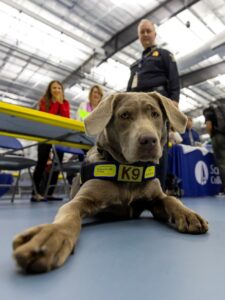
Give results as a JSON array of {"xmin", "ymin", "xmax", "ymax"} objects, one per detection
[
  {"xmin": 131, "ymin": 73, "xmax": 138, "ymax": 89},
  {"xmin": 94, "ymin": 164, "xmax": 116, "ymax": 177},
  {"xmin": 118, "ymin": 165, "xmax": 143, "ymax": 182},
  {"xmin": 144, "ymin": 166, "xmax": 155, "ymax": 179}
]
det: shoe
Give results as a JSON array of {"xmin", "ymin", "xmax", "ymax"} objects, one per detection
[
  {"xmin": 30, "ymin": 194, "xmax": 47, "ymax": 202},
  {"xmin": 46, "ymin": 196, "xmax": 63, "ymax": 201},
  {"xmin": 216, "ymin": 192, "xmax": 225, "ymax": 197}
]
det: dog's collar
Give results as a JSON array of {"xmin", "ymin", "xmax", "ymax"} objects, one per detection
[{"xmin": 80, "ymin": 161, "xmax": 156, "ymax": 184}]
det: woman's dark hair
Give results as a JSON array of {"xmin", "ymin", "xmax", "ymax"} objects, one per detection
[{"xmin": 39, "ymin": 80, "xmax": 64, "ymax": 111}]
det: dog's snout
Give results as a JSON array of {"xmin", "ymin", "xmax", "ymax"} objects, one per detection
[{"xmin": 138, "ymin": 135, "xmax": 157, "ymax": 147}]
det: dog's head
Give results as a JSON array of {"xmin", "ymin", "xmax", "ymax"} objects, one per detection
[{"xmin": 85, "ymin": 92, "xmax": 187, "ymax": 164}]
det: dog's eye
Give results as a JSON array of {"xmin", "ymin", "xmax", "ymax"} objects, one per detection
[
  {"xmin": 151, "ymin": 111, "xmax": 160, "ymax": 118},
  {"xmin": 120, "ymin": 112, "xmax": 130, "ymax": 119}
]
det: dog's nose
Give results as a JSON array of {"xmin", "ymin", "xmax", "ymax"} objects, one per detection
[{"xmin": 138, "ymin": 135, "xmax": 157, "ymax": 147}]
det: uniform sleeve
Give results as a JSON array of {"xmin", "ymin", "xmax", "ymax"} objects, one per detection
[
  {"xmin": 162, "ymin": 50, "xmax": 180, "ymax": 102},
  {"xmin": 58, "ymin": 100, "xmax": 70, "ymax": 118},
  {"xmin": 126, "ymin": 61, "xmax": 139, "ymax": 92}
]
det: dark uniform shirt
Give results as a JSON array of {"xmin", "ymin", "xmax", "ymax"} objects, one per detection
[{"xmin": 127, "ymin": 46, "xmax": 180, "ymax": 102}]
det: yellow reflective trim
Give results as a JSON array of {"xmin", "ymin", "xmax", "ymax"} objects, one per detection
[
  {"xmin": 78, "ymin": 108, "xmax": 90, "ymax": 120},
  {"xmin": 0, "ymin": 102, "xmax": 92, "ymax": 150},
  {"xmin": 0, "ymin": 102, "xmax": 85, "ymax": 131},
  {"xmin": 144, "ymin": 166, "xmax": 155, "ymax": 179},
  {"xmin": 0, "ymin": 131, "xmax": 91, "ymax": 150},
  {"xmin": 118, "ymin": 165, "xmax": 143, "ymax": 182},
  {"xmin": 94, "ymin": 164, "xmax": 116, "ymax": 177}
]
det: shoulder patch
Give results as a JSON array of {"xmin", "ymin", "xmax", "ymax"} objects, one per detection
[{"xmin": 169, "ymin": 52, "xmax": 176, "ymax": 62}]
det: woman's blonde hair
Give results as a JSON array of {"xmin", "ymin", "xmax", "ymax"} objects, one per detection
[{"xmin": 88, "ymin": 85, "xmax": 104, "ymax": 103}]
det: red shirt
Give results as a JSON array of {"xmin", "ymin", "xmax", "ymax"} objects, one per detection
[{"xmin": 39, "ymin": 98, "xmax": 70, "ymax": 118}]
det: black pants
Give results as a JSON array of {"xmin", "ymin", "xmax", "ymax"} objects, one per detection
[
  {"xmin": 32, "ymin": 144, "xmax": 64, "ymax": 196},
  {"xmin": 156, "ymin": 144, "xmax": 168, "ymax": 192},
  {"xmin": 212, "ymin": 133, "xmax": 225, "ymax": 191}
]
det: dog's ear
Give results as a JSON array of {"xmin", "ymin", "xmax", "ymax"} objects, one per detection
[
  {"xmin": 149, "ymin": 92, "xmax": 187, "ymax": 133},
  {"xmin": 84, "ymin": 94, "xmax": 118, "ymax": 136}
]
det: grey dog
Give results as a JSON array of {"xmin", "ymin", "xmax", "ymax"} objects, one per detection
[{"xmin": 13, "ymin": 92, "xmax": 208, "ymax": 273}]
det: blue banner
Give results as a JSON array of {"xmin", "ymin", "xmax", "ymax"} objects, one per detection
[{"xmin": 168, "ymin": 145, "xmax": 222, "ymax": 197}]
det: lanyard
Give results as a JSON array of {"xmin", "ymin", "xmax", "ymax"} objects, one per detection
[{"xmin": 138, "ymin": 46, "xmax": 158, "ymax": 69}]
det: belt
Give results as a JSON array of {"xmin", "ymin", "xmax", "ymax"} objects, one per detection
[
  {"xmin": 153, "ymin": 86, "xmax": 165, "ymax": 92},
  {"xmin": 133, "ymin": 85, "xmax": 166, "ymax": 93},
  {"xmin": 146, "ymin": 86, "xmax": 165, "ymax": 93}
]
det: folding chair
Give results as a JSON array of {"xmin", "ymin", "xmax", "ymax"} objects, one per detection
[
  {"xmin": 44, "ymin": 145, "xmax": 84, "ymax": 198},
  {"xmin": 0, "ymin": 136, "xmax": 37, "ymax": 202}
]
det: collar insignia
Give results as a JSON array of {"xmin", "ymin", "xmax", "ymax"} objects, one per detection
[{"xmin": 152, "ymin": 51, "xmax": 159, "ymax": 57}]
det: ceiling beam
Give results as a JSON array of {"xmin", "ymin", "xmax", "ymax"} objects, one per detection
[
  {"xmin": 103, "ymin": 0, "xmax": 200, "ymax": 58},
  {"xmin": 184, "ymin": 98, "xmax": 224, "ymax": 118},
  {"xmin": 0, "ymin": 79, "xmax": 81, "ymax": 111},
  {"xmin": 0, "ymin": 79, "xmax": 41, "ymax": 104},
  {"xmin": 180, "ymin": 61, "xmax": 225, "ymax": 88},
  {"xmin": 177, "ymin": 31, "xmax": 225, "ymax": 72},
  {"xmin": 1, "ymin": 0, "xmax": 96, "ymax": 51},
  {"xmin": 63, "ymin": 0, "xmax": 200, "ymax": 88},
  {"xmin": 180, "ymin": 62, "xmax": 225, "ymax": 117},
  {"xmin": 0, "ymin": 41, "xmax": 71, "ymax": 75}
]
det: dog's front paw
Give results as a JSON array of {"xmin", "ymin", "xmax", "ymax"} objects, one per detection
[
  {"xmin": 12, "ymin": 224, "xmax": 74, "ymax": 273},
  {"xmin": 171, "ymin": 207, "xmax": 208, "ymax": 234}
]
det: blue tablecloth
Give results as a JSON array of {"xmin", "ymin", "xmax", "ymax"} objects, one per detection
[{"xmin": 168, "ymin": 144, "xmax": 222, "ymax": 197}]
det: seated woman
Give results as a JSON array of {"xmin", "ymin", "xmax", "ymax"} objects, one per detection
[
  {"xmin": 66, "ymin": 85, "xmax": 104, "ymax": 185},
  {"xmin": 31, "ymin": 80, "xmax": 70, "ymax": 202},
  {"xmin": 76, "ymin": 85, "xmax": 104, "ymax": 121}
]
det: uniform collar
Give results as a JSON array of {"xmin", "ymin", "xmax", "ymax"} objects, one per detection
[{"xmin": 142, "ymin": 45, "xmax": 157, "ymax": 57}]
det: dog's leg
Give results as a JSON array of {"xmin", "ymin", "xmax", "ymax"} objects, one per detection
[
  {"xmin": 12, "ymin": 200, "xmax": 82, "ymax": 273},
  {"xmin": 12, "ymin": 180, "xmax": 122, "ymax": 273},
  {"xmin": 145, "ymin": 180, "xmax": 208, "ymax": 234},
  {"xmin": 151, "ymin": 195, "xmax": 209, "ymax": 233}
]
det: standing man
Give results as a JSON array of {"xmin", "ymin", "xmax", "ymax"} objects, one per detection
[
  {"xmin": 127, "ymin": 19, "xmax": 180, "ymax": 190},
  {"xmin": 203, "ymin": 106, "xmax": 225, "ymax": 195}
]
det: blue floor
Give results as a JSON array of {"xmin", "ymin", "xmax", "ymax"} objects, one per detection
[{"xmin": 1, "ymin": 196, "xmax": 225, "ymax": 300}]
